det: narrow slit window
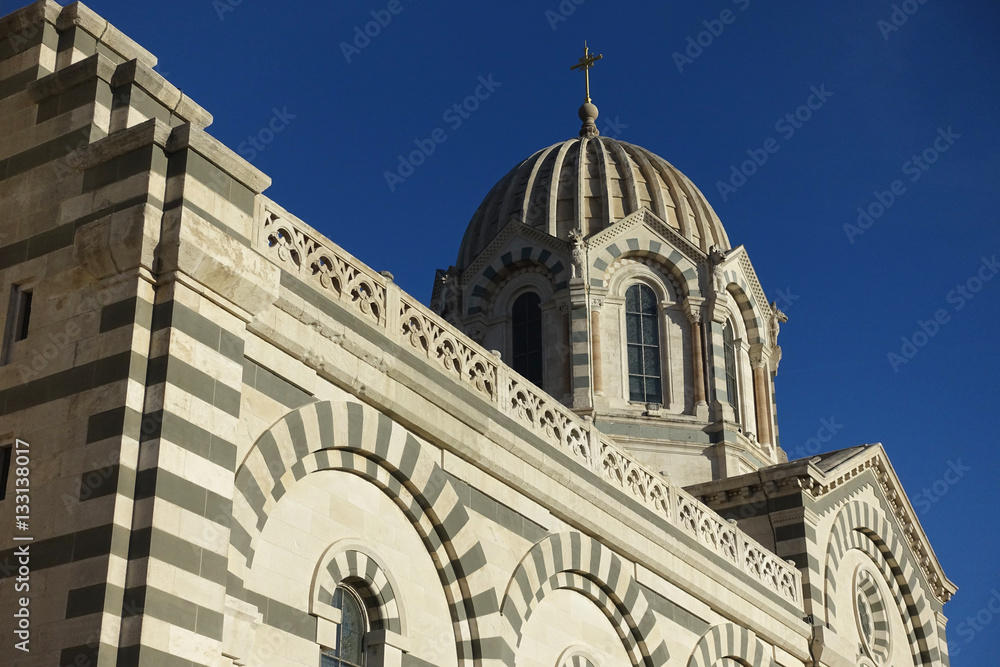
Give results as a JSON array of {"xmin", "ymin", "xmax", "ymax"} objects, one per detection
[
  {"xmin": 3, "ymin": 286, "xmax": 33, "ymax": 365},
  {"xmin": 723, "ymin": 320, "xmax": 740, "ymax": 416},
  {"xmin": 15, "ymin": 290, "xmax": 32, "ymax": 342},
  {"xmin": 0, "ymin": 445, "xmax": 10, "ymax": 501}
]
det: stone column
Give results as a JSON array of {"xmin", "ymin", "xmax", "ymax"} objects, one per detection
[
  {"xmin": 683, "ymin": 297, "xmax": 709, "ymax": 419},
  {"xmin": 591, "ymin": 299, "xmax": 603, "ymax": 395},
  {"xmin": 750, "ymin": 346, "xmax": 772, "ymax": 448}
]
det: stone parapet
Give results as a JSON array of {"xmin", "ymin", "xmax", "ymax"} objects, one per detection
[{"xmin": 253, "ymin": 197, "xmax": 803, "ymax": 607}]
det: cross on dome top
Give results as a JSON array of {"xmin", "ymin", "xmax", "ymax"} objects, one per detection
[{"xmin": 571, "ymin": 42, "xmax": 603, "ymax": 138}]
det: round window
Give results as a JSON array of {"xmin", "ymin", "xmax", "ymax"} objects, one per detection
[{"xmin": 854, "ymin": 569, "xmax": 890, "ymax": 663}]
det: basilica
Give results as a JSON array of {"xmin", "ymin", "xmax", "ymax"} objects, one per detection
[{"xmin": 0, "ymin": 2, "xmax": 955, "ymax": 666}]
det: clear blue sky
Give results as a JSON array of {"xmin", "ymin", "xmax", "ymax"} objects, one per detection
[{"xmin": 61, "ymin": 0, "xmax": 999, "ymax": 662}]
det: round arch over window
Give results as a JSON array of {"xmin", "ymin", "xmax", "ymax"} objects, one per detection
[
  {"xmin": 512, "ymin": 291, "xmax": 543, "ymax": 386},
  {"xmin": 625, "ymin": 284, "xmax": 662, "ymax": 404},
  {"xmin": 322, "ymin": 584, "xmax": 368, "ymax": 667}
]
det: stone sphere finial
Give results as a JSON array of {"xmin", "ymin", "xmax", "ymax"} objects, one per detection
[{"xmin": 579, "ymin": 102, "xmax": 600, "ymax": 138}]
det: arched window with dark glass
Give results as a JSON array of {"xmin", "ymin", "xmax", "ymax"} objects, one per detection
[
  {"xmin": 625, "ymin": 284, "xmax": 662, "ymax": 404},
  {"xmin": 512, "ymin": 292, "xmax": 543, "ymax": 386},
  {"xmin": 321, "ymin": 585, "xmax": 366, "ymax": 667},
  {"xmin": 723, "ymin": 320, "xmax": 740, "ymax": 416}
]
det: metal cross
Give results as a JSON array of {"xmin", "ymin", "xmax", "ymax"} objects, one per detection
[{"xmin": 570, "ymin": 42, "xmax": 603, "ymax": 103}]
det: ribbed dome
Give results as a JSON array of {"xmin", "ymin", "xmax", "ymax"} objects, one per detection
[{"xmin": 457, "ymin": 136, "xmax": 730, "ymax": 270}]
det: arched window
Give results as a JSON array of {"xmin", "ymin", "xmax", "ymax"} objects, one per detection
[
  {"xmin": 512, "ymin": 292, "xmax": 543, "ymax": 385},
  {"xmin": 723, "ymin": 320, "xmax": 739, "ymax": 416},
  {"xmin": 321, "ymin": 585, "xmax": 366, "ymax": 667},
  {"xmin": 625, "ymin": 284, "xmax": 662, "ymax": 404}
]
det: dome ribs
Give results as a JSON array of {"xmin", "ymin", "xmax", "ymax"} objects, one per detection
[
  {"xmin": 498, "ymin": 154, "xmax": 537, "ymax": 233},
  {"xmin": 550, "ymin": 140, "xmax": 576, "ymax": 240},
  {"xmin": 591, "ymin": 137, "xmax": 615, "ymax": 233},
  {"xmin": 607, "ymin": 139, "xmax": 640, "ymax": 219},
  {"xmin": 651, "ymin": 154, "xmax": 697, "ymax": 245},
  {"xmin": 573, "ymin": 138, "xmax": 587, "ymax": 237},
  {"xmin": 624, "ymin": 142, "xmax": 670, "ymax": 225},
  {"xmin": 665, "ymin": 160, "xmax": 713, "ymax": 251},
  {"xmin": 689, "ymin": 178, "xmax": 731, "ymax": 249},
  {"xmin": 457, "ymin": 137, "xmax": 730, "ymax": 271},
  {"xmin": 520, "ymin": 143, "xmax": 559, "ymax": 234}
]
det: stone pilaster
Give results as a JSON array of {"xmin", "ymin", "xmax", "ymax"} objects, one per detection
[
  {"xmin": 750, "ymin": 344, "xmax": 772, "ymax": 452},
  {"xmin": 590, "ymin": 297, "xmax": 603, "ymax": 396},
  {"xmin": 706, "ymin": 292, "xmax": 735, "ymax": 423},
  {"xmin": 683, "ymin": 297, "xmax": 709, "ymax": 419},
  {"xmin": 568, "ymin": 275, "xmax": 591, "ymax": 411}
]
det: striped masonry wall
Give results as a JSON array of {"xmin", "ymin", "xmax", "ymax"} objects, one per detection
[
  {"xmin": 823, "ymin": 499, "xmax": 938, "ymax": 666},
  {"xmin": 230, "ymin": 399, "xmax": 507, "ymax": 666},
  {"xmin": 686, "ymin": 623, "xmax": 778, "ymax": 667},
  {"xmin": 500, "ymin": 532, "xmax": 671, "ymax": 667}
]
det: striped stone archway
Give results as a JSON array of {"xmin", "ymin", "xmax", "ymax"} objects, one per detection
[
  {"xmin": 229, "ymin": 400, "xmax": 502, "ymax": 666},
  {"xmin": 686, "ymin": 623, "xmax": 778, "ymax": 667},
  {"xmin": 468, "ymin": 244, "xmax": 568, "ymax": 316},
  {"xmin": 824, "ymin": 500, "xmax": 938, "ymax": 666},
  {"xmin": 312, "ymin": 545, "xmax": 406, "ymax": 635},
  {"xmin": 500, "ymin": 532, "xmax": 670, "ymax": 667},
  {"xmin": 724, "ymin": 281, "xmax": 764, "ymax": 347},
  {"xmin": 591, "ymin": 239, "xmax": 701, "ymax": 299}
]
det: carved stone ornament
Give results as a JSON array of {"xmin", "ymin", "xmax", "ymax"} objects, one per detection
[
  {"xmin": 709, "ymin": 244, "xmax": 727, "ymax": 294},
  {"xmin": 437, "ymin": 270, "xmax": 460, "ymax": 325},
  {"xmin": 568, "ymin": 229, "xmax": 585, "ymax": 279},
  {"xmin": 769, "ymin": 301, "xmax": 788, "ymax": 347},
  {"xmin": 466, "ymin": 324, "xmax": 485, "ymax": 343},
  {"xmin": 255, "ymin": 199, "xmax": 802, "ymax": 606}
]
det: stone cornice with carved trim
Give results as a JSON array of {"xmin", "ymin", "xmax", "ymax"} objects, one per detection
[
  {"xmin": 808, "ymin": 446, "xmax": 956, "ymax": 603},
  {"xmin": 689, "ymin": 445, "xmax": 957, "ymax": 604}
]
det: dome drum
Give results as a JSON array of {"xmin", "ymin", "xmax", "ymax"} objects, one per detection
[{"xmin": 439, "ymin": 128, "xmax": 784, "ymax": 486}]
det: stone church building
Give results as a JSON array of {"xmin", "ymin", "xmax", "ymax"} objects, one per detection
[{"xmin": 0, "ymin": 2, "xmax": 955, "ymax": 666}]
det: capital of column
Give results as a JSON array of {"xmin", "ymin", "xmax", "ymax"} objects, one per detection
[
  {"xmin": 749, "ymin": 343, "xmax": 770, "ymax": 369},
  {"xmin": 590, "ymin": 288, "xmax": 607, "ymax": 310},
  {"xmin": 682, "ymin": 296, "xmax": 706, "ymax": 324}
]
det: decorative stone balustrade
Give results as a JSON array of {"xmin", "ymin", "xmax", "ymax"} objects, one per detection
[{"xmin": 254, "ymin": 198, "xmax": 801, "ymax": 604}]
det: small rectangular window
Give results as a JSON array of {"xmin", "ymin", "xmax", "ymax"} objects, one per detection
[
  {"xmin": 2, "ymin": 285, "xmax": 33, "ymax": 365},
  {"xmin": 0, "ymin": 445, "xmax": 11, "ymax": 501},
  {"xmin": 15, "ymin": 290, "xmax": 32, "ymax": 342}
]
